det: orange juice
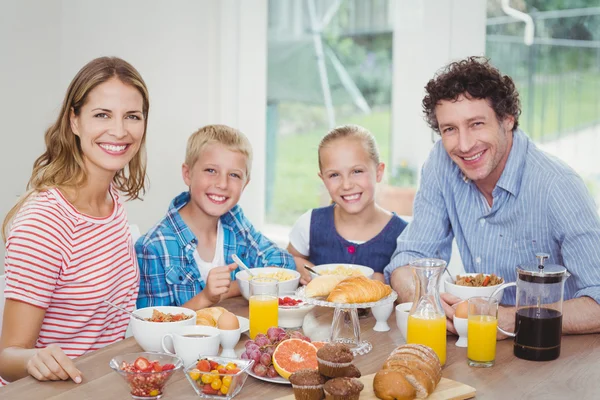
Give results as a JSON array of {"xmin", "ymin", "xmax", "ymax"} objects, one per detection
[
  {"xmin": 249, "ymin": 295, "xmax": 278, "ymax": 339},
  {"xmin": 407, "ymin": 314, "xmax": 447, "ymax": 365},
  {"xmin": 468, "ymin": 315, "xmax": 498, "ymax": 362}
]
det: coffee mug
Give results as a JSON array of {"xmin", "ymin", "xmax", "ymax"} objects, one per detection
[{"xmin": 161, "ymin": 325, "xmax": 220, "ymax": 367}]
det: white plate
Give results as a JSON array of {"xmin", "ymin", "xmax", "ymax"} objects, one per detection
[
  {"xmin": 237, "ymin": 316, "xmax": 249, "ymax": 334},
  {"xmin": 247, "ymin": 368, "xmax": 290, "ymax": 385},
  {"xmin": 311, "ymin": 263, "xmax": 374, "ymax": 279}
]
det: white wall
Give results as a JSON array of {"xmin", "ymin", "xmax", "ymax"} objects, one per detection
[
  {"xmin": 391, "ymin": 0, "xmax": 487, "ymax": 179},
  {"xmin": 0, "ymin": 0, "xmax": 268, "ymax": 273}
]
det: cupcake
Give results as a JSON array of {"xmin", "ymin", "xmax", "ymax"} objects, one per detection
[
  {"xmin": 341, "ymin": 364, "xmax": 361, "ymax": 378},
  {"xmin": 323, "ymin": 377, "xmax": 364, "ymax": 400},
  {"xmin": 289, "ymin": 369, "xmax": 327, "ymax": 400},
  {"xmin": 317, "ymin": 343, "xmax": 354, "ymax": 378}
]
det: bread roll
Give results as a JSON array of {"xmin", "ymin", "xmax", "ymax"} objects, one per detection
[
  {"xmin": 305, "ymin": 275, "xmax": 348, "ymax": 297},
  {"xmin": 373, "ymin": 370, "xmax": 416, "ymax": 400},
  {"xmin": 326, "ymin": 276, "xmax": 392, "ymax": 304},
  {"xmin": 373, "ymin": 344, "xmax": 442, "ymax": 400},
  {"xmin": 195, "ymin": 306, "xmax": 227, "ymax": 326}
]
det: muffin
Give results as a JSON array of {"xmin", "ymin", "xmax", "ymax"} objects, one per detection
[
  {"xmin": 341, "ymin": 364, "xmax": 361, "ymax": 378},
  {"xmin": 317, "ymin": 343, "xmax": 354, "ymax": 378},
  {"xmin": 289, "ymin": 369, "xmax": 327, "ymax": 400},
  {"xmin": 323, "ymin": 377, "xmax": 364, "ymax": 400}
]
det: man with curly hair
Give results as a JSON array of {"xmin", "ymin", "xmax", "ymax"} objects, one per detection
[{"xmin": 385, "ymin": 57, "xmax": 600, "ymax": 337}]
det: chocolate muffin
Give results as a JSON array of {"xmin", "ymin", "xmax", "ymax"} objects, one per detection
[
  {"xmin": 323, "ymin": 377, "xmax": 364, "ymax": 400},
  {"xmin": 289, "ymin": 369, "xmax": 326, "ymax": 400},
  {"xmin": 317, "ymin": 343, "xmax": 354, "ymax": 378},
  {"xmin": 341, "ymin": 364, "xmax": 361, "ymax": 378}
]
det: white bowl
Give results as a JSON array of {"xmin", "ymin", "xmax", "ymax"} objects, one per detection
[
  {"xmin": 278, "ymin": 295, "xmax": 315, "ymax": 328},
  {"xmin": 236, "ymin": 267, "xmax": 301, "ymax": 300},
  {"xmin": 130, "ymin": 306, "xmax": 196, "ymax": 352},
  {"xmin": 311, "ymin": 263, "xmax": 375, "ymax": 279},
  {"xmin": 395, "ymin": 302, "xmax": 413, "ymax": 340},
  {"xmin": 444, "ymin": 273, "xmax": 505, "ymax": 301}
]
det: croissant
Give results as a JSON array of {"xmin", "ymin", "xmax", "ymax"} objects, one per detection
[
  {"xmin": 326, "ymin": 276, "xmax": 392, "ymax": 303},
  {"xmin": 305, "ymin": 274, "xmax": 349, "ymax": 298}
]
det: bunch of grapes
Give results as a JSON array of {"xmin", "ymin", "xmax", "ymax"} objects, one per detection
[{"xmin": 240, "ymin": 327, "xmax": 311, "ymax": 378}]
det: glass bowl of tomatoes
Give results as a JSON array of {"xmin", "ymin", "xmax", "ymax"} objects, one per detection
[
  {"xmin": 184, "ymin": 356, "xmax": 254, "ymax": 399},
  {"xmin": 109, "ymin": 352, "xmax": 183, "ymax": 399}
]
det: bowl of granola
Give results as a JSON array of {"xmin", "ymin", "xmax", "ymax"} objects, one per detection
[{"xmin": 131, "ymin": 307, "xmax": 196, "ymax": 352}]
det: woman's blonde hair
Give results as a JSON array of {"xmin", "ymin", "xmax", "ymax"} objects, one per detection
[
  {"xmin": 2, "ymin": 56, "xmax": 150, "ymax": 241},
  {"xmin": 318, "ymin": 124, "xmax": 380, "ymax": 170},
  {"xmin": 185, "ymin": 124, "xmax": 253, "ymax": 179}
]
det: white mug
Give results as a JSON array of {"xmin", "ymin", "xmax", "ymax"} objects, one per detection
[{"xmin": 161, "ymin": 325, "xmax": 220, "ymax": 368}]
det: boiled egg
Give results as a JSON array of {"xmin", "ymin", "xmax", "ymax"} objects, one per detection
[
  {"xmin": 217, "ymin": 311, "xmax": 240, "ymax": 330},
  {"xmin": 454, "ymin": 301, "xmax": 468, "ymax": 319}
]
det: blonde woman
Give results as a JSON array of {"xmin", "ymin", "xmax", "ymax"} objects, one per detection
[{"xmin": 0, "ymin": 57, "xmax": 149, "ymax": 384}]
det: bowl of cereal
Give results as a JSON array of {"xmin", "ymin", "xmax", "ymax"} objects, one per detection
[
  {"xmin": 110, "ymin": 352, "xmax": 183, "ymax": 399},
  {"xmin": 444, "ymin": 273, "xmax": 505, "ymax": 301},
  {"xmin": 130, "ymin": 306, "xmax": 196, "ymax": 352},
  {"xmin": 236, "ymin": 267, "xmax": 301, "ymax": 300},
  {"xmin": 311, "ymin": 263, "xmax": 374, "ymax": 279}
]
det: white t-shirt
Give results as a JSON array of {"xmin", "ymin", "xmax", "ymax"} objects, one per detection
[
  {"xmin": 193, "ymin": 219, "xmax": 226, "ymax": 282},
  {"xmin": 288, "ymin": 209, "xmax": 364, "ymax": 256}
]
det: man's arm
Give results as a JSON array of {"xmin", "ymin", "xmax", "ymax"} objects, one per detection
[{"xmin": 389, "ymin": 266, "xmax": 415, "ymax": 303}]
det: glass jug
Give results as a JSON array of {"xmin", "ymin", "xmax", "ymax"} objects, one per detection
[
  {"xmin": 492, "ymin": 253, "xmax": 570, "ymax": 361},
  {"xmin": 407, "ymin": 258, "xmax": 447, "ymax": 365}
]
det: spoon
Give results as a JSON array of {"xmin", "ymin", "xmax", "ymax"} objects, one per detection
[
  {"xmin": 304, "ymin": 265, "xmax": 321, "ymax": 276},
  {"xmin": 104, "ymin": 299, "xmax": 145, "ymax": 321},
  {"xmin": 232, "ymin": 254, "xmax": 256, "ymax": 277},
  {"xmin": 444, "ymin": 266, "xmax": 456, "ymax": 283}
]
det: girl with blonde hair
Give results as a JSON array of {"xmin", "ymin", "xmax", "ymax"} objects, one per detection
[
  {"xmin": 0, "ymin": 57, "xmax": 149, "ymax": 384},
  {"xmin": 288, "ymin": 124, "xmax": 407, "ymax": 283}
]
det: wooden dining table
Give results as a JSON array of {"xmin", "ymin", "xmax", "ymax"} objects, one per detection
[{"xmin": 1, "ymin": 296, "xmax": 599, "ymax": 400}]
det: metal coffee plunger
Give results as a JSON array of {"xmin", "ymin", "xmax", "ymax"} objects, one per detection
[{"xmin": 492, "ymin": 253, "xmax": 570, "ymax": 361}]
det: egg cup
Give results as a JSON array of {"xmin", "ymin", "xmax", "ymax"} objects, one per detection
[
  {"xmin": 371, "ymin": 302, "xmax": 394, "ymax": 332},
  {"xmin": 453, "ymin": 316, "xmax": 468, "ymax": 347},
  {"xmin": 219, "ymin": 327, "xmax": 241, "ymax": 358}
]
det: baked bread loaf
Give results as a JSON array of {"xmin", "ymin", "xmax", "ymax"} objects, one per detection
[
  {"xmin": 305, "ymin": 275, "xmax": 348, "ymax": 298},
  {"xmin": 326, "ymin": 276, "xmax": 392, "ymax": 303},
  {"xmin": 373, "ymin": 344, "xmax": 442, "ymax": 400},
  {"xmin": 195, "ymin": 306, "xmax": 227, "ymax": 326}
]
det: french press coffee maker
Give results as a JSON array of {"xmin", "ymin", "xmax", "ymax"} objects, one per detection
[{"xmin": 492, "ymin": 253, "xmax": 570, "ymax": 361}]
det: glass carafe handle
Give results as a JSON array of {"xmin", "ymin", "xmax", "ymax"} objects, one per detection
[{"xmin": 491, "ymin": 282, "xmax": 517, "ymax": 337}]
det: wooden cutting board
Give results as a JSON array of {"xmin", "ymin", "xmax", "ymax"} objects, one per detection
[{"xmin": 274, "ymin": 373, "xmax": 476, "ymax": 400}]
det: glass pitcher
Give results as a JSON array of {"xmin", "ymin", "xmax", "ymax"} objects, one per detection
[
  {"xmin": 407, "ymin": 258, "xmax": 447, "ymax": 365},
  {"xmin": 492, "ymin": 253, "xmax": 570, "ymax": 361}
]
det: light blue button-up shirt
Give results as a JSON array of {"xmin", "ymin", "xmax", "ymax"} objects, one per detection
[{"xmin": 385, "ymin": 129, "xmax": 600, "ymax": 305}]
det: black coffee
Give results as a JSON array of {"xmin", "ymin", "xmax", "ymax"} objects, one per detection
[
  {"xmin": 514, "ymin": 307, "xmax": 562, "ymax": 361},
  {"xmin": 183, "ymin": 334, "xmax": 210, "ymax": 338}
]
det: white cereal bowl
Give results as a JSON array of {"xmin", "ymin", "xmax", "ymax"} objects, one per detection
[
  {"xmin": 278, "ymin": 296, "xmax": 315, "ymax": 328},
  {"xmin": 444, "ymin": 273, "xmax": 505, "ymax": 301},
  {"xmin": 311, "ymin": 263, "xmax": 375, "ymax": 279},
  {"xmin": 130, "ymin": 306, "xmax": 196, "ymax": 352},
  {"xmin": 395, "ymin": 302, "xmax": 413, "ymax": 341},
  {"xmin": 236, "ymin": 267, "xmax": 301, "ymax": 300}
]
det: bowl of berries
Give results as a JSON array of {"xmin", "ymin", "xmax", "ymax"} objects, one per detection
[
  {"xmin": 109, "ymin": 352, "xmax": 183, "ymax": 399},
  {"xmin": 278, "ymin": 295, "xmax": 315, "ymax": 328},
  {"xmin": 185, "ymin": 356, "xmax": 254, "ymax": 399}
]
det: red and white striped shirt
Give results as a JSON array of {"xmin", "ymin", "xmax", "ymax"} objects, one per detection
[{"xmin": 3, "ymin": 187, "xmax": 138, "ymax": 368}]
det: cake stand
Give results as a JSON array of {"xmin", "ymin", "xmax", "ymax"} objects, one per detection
[{"xmin": 295, "ymin": 286, "xmax": 397, "ymax": 355}]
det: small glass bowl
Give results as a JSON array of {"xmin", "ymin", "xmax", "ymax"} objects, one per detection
[
  {"xmin": 109, "ymin": 352, "xmax": 183, "ymax": 400},
  {"xmin": 184, "ymin": 355, "xmax": 254, "ymax": 399}
]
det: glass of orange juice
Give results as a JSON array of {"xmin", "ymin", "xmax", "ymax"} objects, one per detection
[
  {"xmin": 467, "ymin": 296, "xmax": 499, "ymax": 367},
  {"xmin": 249, "ymin": 277, "xmax": 279, "ymax": 339}
]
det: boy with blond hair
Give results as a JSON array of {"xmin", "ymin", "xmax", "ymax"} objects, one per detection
[{"xmin": 136, "ymin": 124, "xmax": 295, "ymax": 309}]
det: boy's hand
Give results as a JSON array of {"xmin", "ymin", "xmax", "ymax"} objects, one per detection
[{"xmin": 204, "ymin": 263, "xmax": 238, "ymax": 305}]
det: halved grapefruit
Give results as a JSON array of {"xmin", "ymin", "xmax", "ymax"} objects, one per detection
[
  {"xmin": 311, "ymin": 341, "xmax": 327, "ymax": 350},
  {"xmin": 272, "ymin": 339, "xmax": 318, "ymax": 379}
]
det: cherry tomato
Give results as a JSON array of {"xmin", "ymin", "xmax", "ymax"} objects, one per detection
[{"xmin": 162, "ymin": 363, "xmax": 175, "ymax": 371}]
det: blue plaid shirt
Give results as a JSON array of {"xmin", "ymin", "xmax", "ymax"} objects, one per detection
[{"xmin": 136, "ymin": 192, "xmax": 295, "ymax": 307}]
